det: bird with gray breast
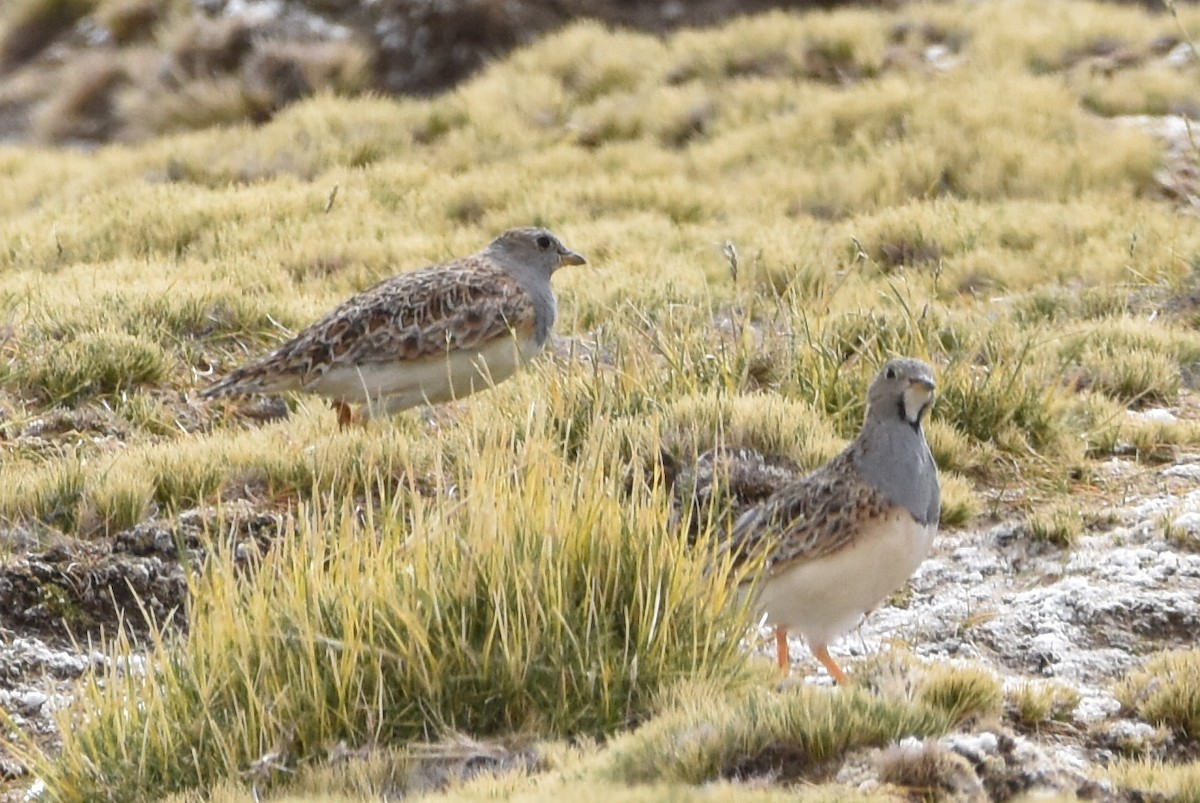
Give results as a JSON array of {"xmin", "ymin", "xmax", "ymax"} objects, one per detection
[
  {"xmin": 199, "ymin": 227, "xmax": 586, "ymax": 426},
  {"xmin": 725, "ymin": 357, "xmax": 940, "ymax": 684}
]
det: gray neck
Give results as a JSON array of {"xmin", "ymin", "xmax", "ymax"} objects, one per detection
[
  {"xmin": 513, "ymin": 271, "xmax": 557, "ymax": 346},
  {"xmin": 853, "ymin": 418, "xmax": 940, "ymax": 526},
  {"xmin": 487, "ymin": 246, "xmax": 558, "ymax": 346}
]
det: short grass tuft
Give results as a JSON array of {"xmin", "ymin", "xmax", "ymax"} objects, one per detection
[
  {"xmin": 1026, "ymin": 501, "xmax": 1085, "ymax": 548},
  {"xmin": 1108, "ymin": 758, "xmax": 1200, "ymax": 803},
  {"xmin": 603, "ymin": 679, "xmax": 951, "ymax": 786},
  {"xmin": 1006, "ymin": 680, "xmax": 1081, "ymax": 731},
  {"xmin": 7, "ymin": 330, "xmax": 169, "ymax": 404},
  {"xmin": 1117, "ymin": 649, "xmax": 1200, "ymax": 743},
  {"xmin": 914, "ymin": 664, "xmax": 1004, "ymax": 726}
]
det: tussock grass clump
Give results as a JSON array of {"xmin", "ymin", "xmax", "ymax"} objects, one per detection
[
  {"xmin": 0, "ymin": 456, "xmax": 86, "ymax": 532},
  {"xmin": 1012, "ymin": 284, "xmax": 1130, "ymax": 324},
  {"xmin": 663, "ymin": 392, "xmax": 839, "ymax": 470},
  {"xmin": 877, "ymin": 740, "xmax": 979, "ymax": 801},
  {"xmin": 1077, "ymin": 346, "xmax": 1181, "ymax": 408},
  {"xmin": 603, "ymin": 680, "xmax": 950, "ymax": 785},
  {"xmin": 1026, "ymin": 501, "xmax": 1085, "ymax": 548},
  {"xmin": 1080, "ymin": 64, "xmax": 1200, "ymax": 119},
  {"xmin": 88, "ymin": 473, "xmax": 152, "ymax": 533},
  {"xmin": 1118, "ymin": 649, "xmax": 1200, "ymax": 742},
  {"xmin": 27, "ymin": 444, "xmax": 757, "ymax": 801},
  {"xmin": 935, "ymin": 348, "xmax": 1069, "ymax": 457},
  {"xmin": 937, "ymin": 473, "xmax": 981, "ymax": 529},
  {"xmin": 118, "ymin": 290, "xmax": 284, "ymax": 347},
  {"xmin": 913, "ymin": 664, "xmax": 1004, "ymax": 727},
  {"xmin": 1165, "ymin": 517, "xmax": 1200, "ymax": 554},
  {"xmin": 784, "ymin": 307, "xmax": 1076, "ymax": 466},
  {"xmin": 1057, "ymin": 320, "xmax": 1200, "ymax": 410},
  {"xmin": 1006, "ymin": 681, "xmax": 1081, "ymax": 731},
  {"xmin": 32, "ymin": 52, "xmax": 127, "ymax": 143},
  {"xmin": 1089, "ymin": 413, "xmax": 1200, "ymax": 465},
  {"xmin": 1109, "ymin": 759, "xmax": 1200, "ymax": 803},
  {"xmin": 5, "ymin": 330, "xmax": 169, "ymax": 404},
  {"xmin": 849, "ymin": 653, "xmax": 1003, "ymax": 727}
]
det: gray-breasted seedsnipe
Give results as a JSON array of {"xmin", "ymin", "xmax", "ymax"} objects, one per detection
[
  {"xmin": 200, "ymin": 227, "xmax": 586, "ymax": 426},
  {"xmin": 726, "ymin": 357, "xmax": 940, "ymax": 684}
]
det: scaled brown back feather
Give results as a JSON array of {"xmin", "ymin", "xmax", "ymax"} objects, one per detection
[
  {"xmin": 725, "ymin": 449, "xmax": 896, "ymax": 572},
  {"xmin": 202, "ymin": 259, "xmax": 537, "ymax": 398}
]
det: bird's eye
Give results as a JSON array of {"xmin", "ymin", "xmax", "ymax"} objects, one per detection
[
  {"xmin": 885, "ymin": 367, "xmax": 897, "ymax": 379},
  {"xmin": 536, "ymin": 235, "xmax": 552, "ymax": 249}
]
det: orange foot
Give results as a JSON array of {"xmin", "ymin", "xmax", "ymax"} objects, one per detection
[{"xmin": 813, "ymin": 644, "xmax": 849, "ymax": 686}]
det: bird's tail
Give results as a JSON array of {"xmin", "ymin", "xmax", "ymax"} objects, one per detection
[{"xmin": 198, "ymin": 364, "xmax": 269, "ymax": 399}]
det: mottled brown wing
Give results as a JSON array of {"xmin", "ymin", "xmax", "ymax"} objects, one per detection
[
  {"xmin": 202, "ymin": 257, "xmax": 535, "ymax": 396},
  {"xmin": 337, "ymin": 261, "xmax": 535, "ymax": 365},
  {"xmin": 202, "ymin": 256, "xmax": 535, "ymax": 398},
  {"xmin": 726, "ymin": 450, "xmax": 892, "ymax": 575}
]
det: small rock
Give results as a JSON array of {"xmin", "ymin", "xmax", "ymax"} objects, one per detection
[
  {"xmin": 16, "ymin": 691, "xmax": 46, "ymax": 714},
  {"xmin": 944, "ymin": 731, "xmax": 999, "ymax": 763},
  {"xmin": 1091, "ymin": 719, "xmax": 1166, "ymax": 760},
  {"xmin": 1099, "ymin": 458, "xmax": 1138, "ymax": 477},
  {"xmin": 923, "ymin": 43, "xmax": 963, "ymax": 72},
  {"xmin": 1127, "ymin": 408, "xmax": 1178, "ymax": 424},
  {"xmin": 1169, "ymin": 510, "xmax": 1200, "ymax": 535},
  {"xmin": 22, "ymin": 777, "xmax": 46, "ymax": 800},
  {"xmin": 1163, "ymin": 463, "xmax": 1200, "ymax": 481},
  {"xmin": 879, "ymin": 738, "xmax": 985, "ymax": 802}
]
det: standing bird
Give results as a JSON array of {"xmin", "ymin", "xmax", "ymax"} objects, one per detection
[
  {"xmin": 199, "ymin": 227, "xmax": 586, "ymax": 426},
  {"xmin": 726, "ymin": 357, "xmax": 940, "ymax": 684}
]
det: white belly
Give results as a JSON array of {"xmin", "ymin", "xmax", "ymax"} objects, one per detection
[
  {"xmin": 312, "ymin": 334, "xmax": 541, "ymax": 416},
  {"xmin": 751, "ymin": 512, "xmax": 935, "ymax": 649}
]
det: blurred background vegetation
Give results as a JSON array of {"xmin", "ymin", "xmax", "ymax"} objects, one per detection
[{"xmin": 0, "ymin": 0, "xmax": 867, "ymax": 146}]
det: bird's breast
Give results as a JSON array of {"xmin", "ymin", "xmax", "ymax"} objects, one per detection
[{"xmin": 752, "ymin": 508, "xmax": 937, "ymax": 644}]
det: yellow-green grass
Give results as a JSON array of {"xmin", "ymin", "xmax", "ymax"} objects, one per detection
[
  {"xmin": 1108, "ymin": 759, "xmax": 1200, "ymax": 803},
  {"xmin": 1117, "ymin": 649, "xmax": 1200, "ymax": 743},
  {"xmin": 1, "ymin": 0, "xmax": 1199, "ymax": 799},
  {"xmin": 601, "ymin": 679, "xmax": 950, "ymax": 786},
  {"xmin": 1026, "ymin": 500, "xmax": 1086, "ymax": 548},
  {"xmin": 1006, "ymin": 681, "xmax": 1082, "ymax": 732},
  {"xmin": 159, "ymin": 737, "xmax": 902, "ymax": 803},
  {"xmin": 17, "ymin": 446, "xmax": 760, "ymax": 800}
]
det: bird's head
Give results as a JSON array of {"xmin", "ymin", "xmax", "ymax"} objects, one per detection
[
  {"xmin": 490, "ymin": 227, "xmax": 586, "ymax": 276},
  {"xmin": 867, "ymin": 357, "xmax": 937, "ymax": 429}
]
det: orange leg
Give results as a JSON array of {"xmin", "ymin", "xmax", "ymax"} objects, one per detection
[
  {"xmin": 775, "ymin": 626, "xmax": 791, "ymax": 672},
  {"xmin": 332, "ymin": 401, "xmax": 364, "ymax": 430},
  {"xmin": 813, "ymin": 644, "xmax": 849, "ymax": 686}
]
